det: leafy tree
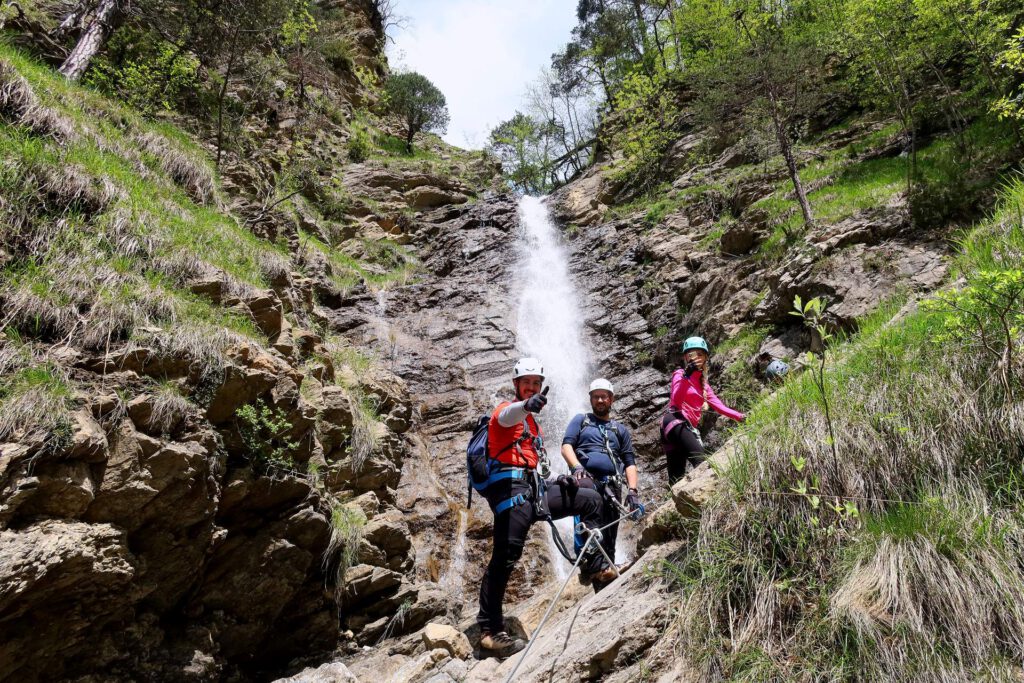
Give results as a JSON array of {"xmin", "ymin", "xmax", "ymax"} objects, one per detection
[
  {"xmin": 488, "ymin": 112, "xmax": 549, "ymax": 193},
  {"xmin": 685, "ymin": 0, "xmax": 825, "ymax": 226},
  {"xmin": 383, "ymin": 71, "xmax": 450, "ymax": 152},
  {"xmin": 993, "ymin": 27, "xmax": 1024, "ymax": 123}
]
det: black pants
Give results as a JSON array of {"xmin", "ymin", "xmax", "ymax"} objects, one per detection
[
  {"xmin": 477, "ymin": 479, "xmax": 605, "ymax": 634},
  {"xmin": 573, "ymin": 480, "xmax": 619, "ymax": 568},
  {"xmin": 664, "ymin": 420, "xmax": 704, "ymax": 486}
]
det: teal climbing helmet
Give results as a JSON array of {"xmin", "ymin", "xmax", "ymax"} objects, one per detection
[{"xmin": 681, "ymin": 336, "xmax": 710, "ymax": 354}]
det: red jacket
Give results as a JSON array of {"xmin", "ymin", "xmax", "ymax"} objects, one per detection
[
  {"xmin": 488, "ymin": 401, "xmax": 541, "ymax": 468},
  {"xmin": 669, "ymin": 369, "xmax": 744, "ymax": 428}
]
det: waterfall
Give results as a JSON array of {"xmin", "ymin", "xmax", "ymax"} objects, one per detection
[{"xmin": 514, "ymin": 195, "xmax": 594, "ymax": 578}]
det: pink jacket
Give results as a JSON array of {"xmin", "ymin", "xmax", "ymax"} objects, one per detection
[{"xmin": 669, "ymin": 368, "xmax": 745, "ymax": 428}]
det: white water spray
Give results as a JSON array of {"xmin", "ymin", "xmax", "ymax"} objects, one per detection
[{"xmin": 514, "ymin": 195, "xmax": 594, "ymax": 578}]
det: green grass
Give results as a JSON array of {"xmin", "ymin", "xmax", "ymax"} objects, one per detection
[
  {"xmin": 0, "ymin": 43, "xmax": 289, "ymax": 363},
  {"xmin": 0, "ymin": 360, "xmax": 74, "ymax": 442},
  {"xmin": 674, "ymin": 177, "xmax": 1024, "ymax": 680}
]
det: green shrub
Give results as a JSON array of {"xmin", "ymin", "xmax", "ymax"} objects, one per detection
[
  {"xmin": 235, "ymin": 399, "xmax": 298, "ymax": 474},
  {"xmin": 347, "ymin": 125, "xmax": 371, "ymax": 163},
  {"xmin": 87, "ymin": 30, "xmax": 200, "ymax": 116},
  {"xmin": 321, "ymin": 36, "xmax": 355, "ymax": 73}
]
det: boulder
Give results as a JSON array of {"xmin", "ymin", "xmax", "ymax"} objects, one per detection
[
  {"xmin": 422, "ymin": 622, "xmax": 472, "ymax": 659},
  {"xmin": 341, "ymin": 564, "xmax": 403, "ymax": 606},
  {"xmin": 318, "ymin": 386, "xmax": 356, "ymax": 454},
  {"xmin": 15, "ymin": 460, "xmax": 95, "ymax": 519},
  {"xmin": 205, "ymin": 343, "xmax": 296, "ymax": 424},
  {"xmin": 672, "ymin": 442, "xmax": 737, "ymax": 517},
  {"xmin": 68, "ymin": 409, "xmax": 107, "ymax": 461},
  {"xmin": 275, "ymin": 662, "xmax": 359, "ymax": 682},
  {"xmin": 720, "ymin": 220, "xmax": 765, "ymax": 255},
  {"xmin": 405, "ymin": 186, "xmax": 469, "ymax": 209},
  {"xmin": 0, "ymin": 521, "xmax": 136, "ymax": 681},
  {"xmin": 361, "ymin": 513, "xmax": 413, "ymax": 571}
]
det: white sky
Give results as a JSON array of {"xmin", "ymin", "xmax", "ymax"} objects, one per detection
[{"xmin": 386, "ymin": 0, "xmax": 578, "ymax": 149}]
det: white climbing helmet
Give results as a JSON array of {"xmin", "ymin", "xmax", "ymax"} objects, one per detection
[
  {"xmin": 512, "ymin": 357, "xmax": 545, "ymax": 380},
  {"xmin": 589, "ymin": 378, "xmax": 614, "ymax": 395}
]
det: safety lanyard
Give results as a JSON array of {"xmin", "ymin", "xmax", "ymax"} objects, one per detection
[{"xmin": 593, "ymin": 419, "xmax": 624, "ymax": 479}]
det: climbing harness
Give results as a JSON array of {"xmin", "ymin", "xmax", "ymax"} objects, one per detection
[
  {"xmin": 468, "ymin": 411, "xmax": 543, "ymax": 510},
  {"xmin": 503, "ymin": 512, "xmax": 633, "ymax": 683}
]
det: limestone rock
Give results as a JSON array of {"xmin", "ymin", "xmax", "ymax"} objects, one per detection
[
  {"xmin": 318, "ymin": 386, "xmax": 356, "ymax": 454},
  {"xmin": 68, "ymin": 409, "xmax": 107, "ymax": 461},
  {"xmin": 362, "ymin": 513, "xmax": 413, "ymax": 571},
  {"xmin": 342, "ymin": 564, "xmax": 403, "ymax": 605},
  {"xmin": 550, "ymin": 164, "xmax": 620, "ymax": 226},
  {"xmin": 672, "ymin": 442, "xmax": 736, "ymax": 517},
  {"xmin": 422, "ymin": 622, "xmax": 472, "ymax": 659},
  {"xmin": 405, "ymin": 186, "xmax": 468, "ymax": 209},
  {"xmin": 275, "ymin": 661, "xmax": 359, "ymax": 682},
  {"xmin": 0, "ymin": 521, "xmax": 136, "ymax": 681}
]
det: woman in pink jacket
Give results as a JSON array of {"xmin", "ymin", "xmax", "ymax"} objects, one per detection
[{"xmin": 661, "ymin": 336, "xmax": 744, "ymax": 485}]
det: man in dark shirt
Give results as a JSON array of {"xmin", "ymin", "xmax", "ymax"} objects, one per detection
[{"xmin": 561, "ymin": 378, "xmax": 644, "ymax": 588}]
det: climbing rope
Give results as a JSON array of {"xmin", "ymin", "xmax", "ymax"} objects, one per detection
[{"xmin": 504, "ymin": 511, "xmax": 635, "ymax": 683}]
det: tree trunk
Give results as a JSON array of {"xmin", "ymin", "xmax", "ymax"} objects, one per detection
[
  {"xmin": 405, "ymin": 123, "xmax": 415, "ymax": 152},
  {"xmin": 768, "ymin": 87, "xmax": 814, "ymax": 227},
  {"xmin": 58, "ymin": 0, "xmax": 120, "ymax": 81},
  {"xmin": 215, "ymin": 25, "xmax": 241, "ymax": 170}
]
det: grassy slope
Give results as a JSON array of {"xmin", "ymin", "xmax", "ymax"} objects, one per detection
[
  {"xmin": 0, "ymin": 44, "xmax": 402, "ymax": 458},
  {"xmin": 667, "ymin": 174, "xmax": 1024, "ymax": 680}
]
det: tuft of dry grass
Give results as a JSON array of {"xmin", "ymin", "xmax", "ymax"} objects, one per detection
[
  {"xmin": 148, "ymin": 382, "xmax": 192, "ymax": 434},
  {"xmin": 324, "ymin": 504, "xmax": 367, "ymax": 603},
  {"xmin": 0, "ymin": 360, "xmax": 73, "ymax": 446},
  {"xmin": 674, "ymin": 277, "xmax": 1024, "ymax": 680},
  {"xmin": 132, "ymin": 131, "xmax": 216, "ymax": 206},
  {"xmin": 0, "ymin": 61, "xmax": 75, "ymax": 141},
  {"xmin": 831, "ymin": 491, "xmax": 1024, "ymax": 679}
]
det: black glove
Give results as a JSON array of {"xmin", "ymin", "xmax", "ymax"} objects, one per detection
[
  {"xmin": 626, "ymin": 489, "xmax": 645, "ymax": 520},
  {"xmin": 555, "ymin": 474, "xmax": 578, "ymax": 493},
  {"xmin": 684, "ymin": 361, "xmax": 698, "ymax": 377},
  {"xmin": 571, "ymin": 465, "xmax": 591, "ymax": 481},
  {"xmin": 523, "ymin": 392, "xmax": 547, "ymax": 413}
]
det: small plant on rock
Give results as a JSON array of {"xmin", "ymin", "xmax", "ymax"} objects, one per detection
[
  {"xmin": 235, "ymin": 399, "xmax": 298, "ymax": 475},
  {"xmin": 325, "ymin": 503, "xmax": 366, "ymax": 600},
  {"xmin": 791, "ymin": 295, "xmax": 839, "ymax": 469}
]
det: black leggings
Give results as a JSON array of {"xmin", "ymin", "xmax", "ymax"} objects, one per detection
[
  {"xmin": 664, "ymin": 423, "xmax": 704, "ymax": 486},
  {"xmin": 477, "ymin": 480, "xmax": 604, "ymax": 634}
]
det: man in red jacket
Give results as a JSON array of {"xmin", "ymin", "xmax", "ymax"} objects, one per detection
[{"xmin": 477, "ymin": 357, "xmax": 615, "ymax": 658}]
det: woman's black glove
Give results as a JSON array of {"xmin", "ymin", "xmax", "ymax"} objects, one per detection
[{"xmin": 684, "ymin": 361, "xmax": 698, "ymax": 377}]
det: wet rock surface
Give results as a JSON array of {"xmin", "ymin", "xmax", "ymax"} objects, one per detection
[{"xmin": 324, "ymin": 121, "xmax": 957, "ymax": 682}]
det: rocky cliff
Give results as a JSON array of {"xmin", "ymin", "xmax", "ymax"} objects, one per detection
[
  {"xmin": 0, "ymin": 3, "xmax": 501, "ymax": 679},
  {"xmin": 290, "ymin": 113, "xmax": 992, "ymax": 682},
  {"xmin": 2, "ymin": 2, "xmax": 1018, "ymax": 680}
]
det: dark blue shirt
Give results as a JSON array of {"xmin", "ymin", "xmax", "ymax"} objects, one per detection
[{"xmin": 562, "ymin": 413, "xmax": 636, "ymax": 477}]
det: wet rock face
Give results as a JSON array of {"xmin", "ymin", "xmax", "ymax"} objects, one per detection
[
  {"xmin": 356, "ymin": 196, "xmax": 555, "ymax": 606},
  {"xmin": 547, "ymin": 160, "xmax": 948, "ymax": 486}
]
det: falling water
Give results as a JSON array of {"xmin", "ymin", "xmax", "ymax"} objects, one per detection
[
  {"xmin": 515, "ymin": 195, "xmax": 594, "ymax": 579},
  {"xmin": 439, "ymin": 509, "xmax": 469, "ymax": 600}
]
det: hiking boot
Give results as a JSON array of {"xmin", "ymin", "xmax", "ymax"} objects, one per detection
[
  {"xmin": 580, "ymin": 565, "xmax": 618, "ymax": 586},
  {"xmin": 480, "ymin": 631, "xmax": 526, "ymax": 658}
]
